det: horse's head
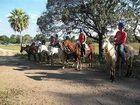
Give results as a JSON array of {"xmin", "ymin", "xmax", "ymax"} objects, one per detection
[
  {"xmin": 63, "ymin": 39, "xmax": 70, "ymax": 48},
  {"xmin": 20, "ymin": 46, "xmax": 25, "ymax": 53},
  {"xmin": 102, "ymin": 37, "xmax": 110, "ymax": 49},
  {"xmin": 20, "ymin": 45, "xmax": 29, "ymax": 53}
]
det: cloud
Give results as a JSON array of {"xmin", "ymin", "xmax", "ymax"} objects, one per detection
[{"xmin": 0, "ymin": 20, "xmax": 2, "ymax": 23}]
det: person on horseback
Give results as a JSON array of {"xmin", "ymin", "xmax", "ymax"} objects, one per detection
[
  {"xmin": 78, "ymin": 28, "xmax": 87, "ymax": 57},
  {"xmin": 49, "ymin": 35, "xmax": 55, "ymax": 46},
  {"xmin": 114, "ymin": 22, "xmax": 127, "ymax": 64},
  {"xmin": 49, "ymin": 34, "xmax": 61, "ymax": 48},
  {"xmin": 54, "ymin": 34, "xmax": 61, "ymax": 48},
  {"xmin": 35, "ymin": 40, "xmax": 41, "ymax": 48}
]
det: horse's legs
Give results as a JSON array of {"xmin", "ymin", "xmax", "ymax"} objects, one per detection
[
  {"xmin": 89, "ymin": 53, "xmax": 94, "ymax": 68},
  {"xmin": 33, "ymin": 54, "xmax": 37, "ymax": 61},
  {"xmin": 126, "ymin": 58, "xmax": 133, "ymax": 77},
  {"xmin": 28, "ymin": 53, "xmax": 31, "ymax": 61},
  {"xmin": 91, "ymin": 54, "xmax": 93, "ymax": 67},
  {"xmin": 50, "ymin": 55, "xmax": 54, "ymax": 66},
  {"xmin": 118, "ymin": 57, "xmax": 123, "ymax": 78},
  {"xmin": 110, "ymin": 62, "xmax": 116, "ymax": 82},
  {"xmin": 79, "ymin": 57, "xmax": 82, "ymax": 70},
  {"xmin": 62, "ymin": 53, "xmax": 66, "ymax": 69},
  {"xmin": 38, "ymin": 53, "xmax": 41, "ymax": 62},
  {"xmin": 76, "ymin": 57, "xmax": 80, "ymax": 70}
]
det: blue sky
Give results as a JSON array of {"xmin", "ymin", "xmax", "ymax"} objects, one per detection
[{"xmin": 0, "ymin": 0, "xmax": 47, "ymax": 37}]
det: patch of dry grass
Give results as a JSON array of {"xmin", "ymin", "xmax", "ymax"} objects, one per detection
[{"xmin": 0, "ymin": 44, "xmax": 20, "ymax": 52}]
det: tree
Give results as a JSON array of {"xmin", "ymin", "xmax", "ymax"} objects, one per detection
[
  {"xmin": 39, "ymin": 0, "xmax": 126, "ymax": 57},
  {"xmin": 37, "ymin": 0, "xmax": 74, "ymax": 38},
  {"xmin": 0, "ymin": 35, "xmax": 9, "ymax": 44},
  {"xmin": 9, "ymin": 34, "xmax": 17, "ymax": 44},
  {"xmin": 8, "ymin": 9, "xmax": 29, "ymax": 46},
  {"xmin": 34, "ymin": 33, "xmax": 48, "ymax": 41},
  {"xmin": 122, "ymin": 0, "xmax": 140, "ymax": 42},
  {"xmin": 38, "ymin": 0, "xmax": 139, "ymax": 57},
  {"xmin": 23, "ymin": 34, "xmax": 32, "ymax": 44}
]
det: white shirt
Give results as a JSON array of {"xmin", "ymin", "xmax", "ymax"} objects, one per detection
[{"xmin": 38, "ymin": 45, "xmax": 48, "ymax": 53}]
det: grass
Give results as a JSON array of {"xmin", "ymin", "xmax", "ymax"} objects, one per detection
[
  {"xmin": 0, "ymin": 44, "xmax": 20, "ymax": 50},
  {"xmin": 0, "ymin": 44, "xmax": 20, "ymax": 52}
]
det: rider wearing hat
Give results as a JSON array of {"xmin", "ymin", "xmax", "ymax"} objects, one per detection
[{"xmin": 114, "ymin": 22, "xmax": 127, "ymax": 63}]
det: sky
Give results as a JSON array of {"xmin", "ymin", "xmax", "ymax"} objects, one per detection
[{"xmin": 0, "ymin": 0, "xmax": 47, "ymax": 37}]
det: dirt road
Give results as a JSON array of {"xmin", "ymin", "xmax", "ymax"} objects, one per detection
[{"xmin": 0, "ymin": 48, "xmax": 140, "ymax": 105}]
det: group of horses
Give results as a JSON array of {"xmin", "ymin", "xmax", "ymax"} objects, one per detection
[{"xmin": 20, "ymin": 38, "xmax": 136, "ymax": 82}]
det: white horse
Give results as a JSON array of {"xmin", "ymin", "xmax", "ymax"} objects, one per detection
[
  {"xmin": 47, "ymin": 46, "xmax": 65, "ymax": 66},
  {"xmin": 38, "ymin": 44, "xmax": 49, "ymax": 62},
  {"xmin": 102, "ymin": 37, "xmax": 135, "ymax": 81},
  {"xmin": 102, "ymin": 38, "xmax": 117, "ymax": 81}
]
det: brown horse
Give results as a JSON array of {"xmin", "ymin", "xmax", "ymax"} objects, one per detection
[
  {"xmin": 20, "ymin": 44, "xmax": 38, "ymax": 61},
  {"xmin": 63, "ymin": 39, "xmax": 95, "ymax": 70}
]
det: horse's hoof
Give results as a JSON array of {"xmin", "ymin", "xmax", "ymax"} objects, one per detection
[
  {"xmin": 62, "ymin": 66, "xmax": 65, "ymax": 70},
  {"xmin": 75, "ymin": 68, "xmax": 79, "ymax": 71},
  {"xmin": 71, "ymin": 64, "xmax": 75, "ymax": 67}
]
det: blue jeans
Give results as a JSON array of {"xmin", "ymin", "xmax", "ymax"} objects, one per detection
[{"xmin": 115, "ymin": 44, "xmax": 126, "ymax": 63}]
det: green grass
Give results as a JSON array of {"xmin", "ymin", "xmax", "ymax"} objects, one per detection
[{"xmin": 0, "ymin": 44, "xmax": 20, "ymax": 52}]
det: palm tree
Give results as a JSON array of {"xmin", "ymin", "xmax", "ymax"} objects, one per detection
[{"xmin": 8, "ymin": 8, "xmax": 29, "ymax": 46}]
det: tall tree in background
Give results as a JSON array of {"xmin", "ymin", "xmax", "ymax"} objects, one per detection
[
  {"xmin": 8, "ymin": 8, "xmax": 29, "ymax": 46},
  {"xmin": 23, "ymin": 34, "xmax": 32, "ymax": 44},
  {"xmin": 122, "ymin": 0, "xmax": 140, "ymax": 42},
  {"xmin": 61, "ymin": 0, "xmax": 128, "ymax": 57},
  {"xmin": 0, "ymin": 35, "xmax": 9, "ymax": 44},
  {"xmin": 37, "ymin": 0, "xmax": 140, "ymax": 57},
  {"xmin": 38, "ymin": 0, "xmax": 126, "ymax": 57}
]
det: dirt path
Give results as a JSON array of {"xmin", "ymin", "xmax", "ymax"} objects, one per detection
[{"xmin": 0, "ymin": 48, "xmax": 140, "ymax": 105}]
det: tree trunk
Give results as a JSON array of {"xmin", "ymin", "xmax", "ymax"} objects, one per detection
[
  {"xmin": 98, "ymin": 34, "xmax": 103, "ymax": 58},
  {"xmin": 20, "ymin": 32, "xmax": 23, "ymax": 47}
]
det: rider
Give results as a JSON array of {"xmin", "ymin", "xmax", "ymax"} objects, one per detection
[
  {"xmin": 30, "ymin": 42, "xmax": 38, "ymax": 54},
  {"xmin": 35, "ymin": 40, "xmax": 41, "ymax": 48},
  {"xmin": 78, "ymin": 28, "xmax": 87, "ymax": 57},
  {"xmin": 114, "ymin": 22, "xmax": 127, "ymax": 64},
  {"xmin": 49, "ymin": 35, "xmax": 55, "ymax": 46},
  {"xmin": 49, "ymin": 34, "xmax": 61, "ymax": 48}
]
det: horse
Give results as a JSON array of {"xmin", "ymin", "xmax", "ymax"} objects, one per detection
[
  {"xmin": 47, "ymin": 44, "xmax": 65, "ymax": 66},
  {"xmin": 63, "ymin": 39, "xmax": 95, "ymax": 70},
  {"xmin": 37, "ymin": 44, "xmax": 49, "ymax": 63},
  {"xmin": 20, "ymin": 45, "xmax": 38, "ymax": 61},
  {"xmin": 102, "ymin": 37, "xmax": 135, "ymax": 81}
]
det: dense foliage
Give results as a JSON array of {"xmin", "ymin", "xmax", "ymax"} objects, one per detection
[{"xmin": 37, "ymin": 0, "xmax": 140, "ymax": 57}]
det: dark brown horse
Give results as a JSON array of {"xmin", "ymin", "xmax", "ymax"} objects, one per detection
[
  {"xmin": 20, "ymin": 44, "xmax": 38, "ymax": 61},
  {"xmin": 63, "ymin": 39, "xmax": 95, "ymax": 70}
]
